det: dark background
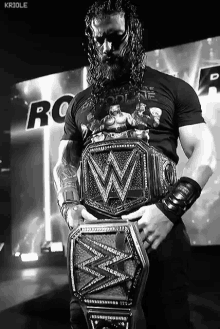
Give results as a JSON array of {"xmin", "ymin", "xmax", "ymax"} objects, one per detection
[{"xmin": 0, "ymin": 1, "xmax": 220, "ymax": 258}]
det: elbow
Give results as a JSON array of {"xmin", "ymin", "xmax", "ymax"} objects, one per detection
[
  {"xmin": 210, "ymin": 153, "xmax": 217, "ymax": 174},
  {"xmin": 53, "ymin": 165, "xmax": 57, "ymax": 178},
  {"xmin": 209, "ymin": 140, "xmax": 218, "ymax": 174},
  {"xmin": 209, "ymin": 136, "xmax": 218, "ymax": 174},
  {"xmin": 53, "ymin": 162, "xmax": 60, "ymax": 179},
  {"xmin": 202, "ymin": 137, "xmax": 217, "ymax": 176}
]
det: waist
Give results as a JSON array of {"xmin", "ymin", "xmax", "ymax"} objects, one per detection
[{"xmin": 80, "ymin": 138, "xmax": 177, "ymax": 218}]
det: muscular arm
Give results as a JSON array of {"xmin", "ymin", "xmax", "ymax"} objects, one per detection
[
  {"xmin": 53, "ymin": 140, "xmax": 81, "ymax": 207},
  {"xmin": 122, "ymin": 122, "xmax": 217, "ymax": 250},
  {"xmin": 179, "ymin": 122, "xmax": 217, "ymax": 188}
]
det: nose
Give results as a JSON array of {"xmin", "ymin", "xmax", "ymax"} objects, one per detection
[{"xmin": 103, "ymin": 39, "xmax": 112, "ymax": 54}]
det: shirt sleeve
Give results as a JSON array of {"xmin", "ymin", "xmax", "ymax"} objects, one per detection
[
  {"xmin": 175, "ymin": 79, "xmax": 205, "ymax": 127},
  {"xmin": 61, "ymin": 96, "xmax": 83, "ymax": 157}
]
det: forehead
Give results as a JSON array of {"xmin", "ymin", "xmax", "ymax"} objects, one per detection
[{"xmin": 91, "ymin": 13, "xmax": 125, "ymax": 36}]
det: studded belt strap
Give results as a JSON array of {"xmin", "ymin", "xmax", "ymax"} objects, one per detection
[{"xmin": 80, "ymin": 139, "xmax": 177, "ymax": 218}]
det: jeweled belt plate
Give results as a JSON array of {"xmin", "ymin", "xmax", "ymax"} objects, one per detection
[
  {"xmin": 68, "ymin": 219, "xmax": 149, "ymax": 329},
  {"xmin": 81, "ymin": 139, "xmax": 177, "ymax": 217}
]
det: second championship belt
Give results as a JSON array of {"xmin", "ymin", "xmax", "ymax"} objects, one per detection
[{"xmin": 68, "ymin": 219, "xmax": 149, "ymax": 329}]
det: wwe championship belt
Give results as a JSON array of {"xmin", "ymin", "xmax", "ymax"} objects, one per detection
[
  {"xmin": 68, "ymin": 219, "xmax": 149, "ymax": 329},
  {"xmin": 80, "ymin": 139, "xmax": 177, "ymax": 217}
]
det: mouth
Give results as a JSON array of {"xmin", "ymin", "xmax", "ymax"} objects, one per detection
[{"xmin": 103, "ymin": 55, "xmax": 119, "ymax": 65}]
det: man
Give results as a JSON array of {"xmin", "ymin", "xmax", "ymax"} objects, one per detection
[{"xmin": 53, "ymin": 0, "xmax": 217, "ymax": 328}]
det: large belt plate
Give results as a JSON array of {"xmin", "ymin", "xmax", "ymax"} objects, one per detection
[
  {"xmin": 68, "ymin": 219, "xmax": 149, "ymax": 329},
  {"xmin": 81, "ymin": 139, "xmax": 177, "ymax": 217}
]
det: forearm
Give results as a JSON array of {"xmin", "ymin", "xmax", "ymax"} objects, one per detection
[
  {"xmin": 53, "ymin": 162, "xmax": 80, "ymax": 207},
  {"xmin": 182, "ymin": 142, "xmax": 217, "ymax": 189},
  {"xmin": 156, "ymin": 142, "xmax": 217, "ymax": 224}
]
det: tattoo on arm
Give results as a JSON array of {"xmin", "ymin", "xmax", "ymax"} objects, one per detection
[
  {"xmin": 53, "ymin": 141, "xmax": 80, "ymax": 205},
  {"xmin": 56, "ymin": 165, "xmax": 78, "ymax": 190}
]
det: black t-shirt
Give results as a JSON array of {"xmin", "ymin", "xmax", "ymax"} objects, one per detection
[{"xmin": 61, "ymin": 66, "xmax": 205, "ymax": 164}]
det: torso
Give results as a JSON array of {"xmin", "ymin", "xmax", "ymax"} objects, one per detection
[{"xmin": 74, "ymin": 66, "xmax": 180, "ymax": 163}]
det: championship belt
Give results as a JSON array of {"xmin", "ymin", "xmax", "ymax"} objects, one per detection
[
  {"xmin": 68, "ymin": 219, "xmax": 149, "ymax": 329},
  {"xmin": 80, "ymin": 139, "xmax": 177, "ymax": 217}
]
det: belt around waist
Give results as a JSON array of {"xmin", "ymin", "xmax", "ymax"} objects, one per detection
[{"xmin": 80, "ymin": 139, "xmax": 177, "ymax": 218}]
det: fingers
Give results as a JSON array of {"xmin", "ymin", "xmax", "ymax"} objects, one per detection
[
  {"xmin": 121, "ymin": 206, "xmax": 146, "ymax": 221},
  {"xmin": 143, "ymin": 236, "xmax": 156, "ymax": 253},
  {"xmin": 81, "ymin": 208, "xmax": 97, "ymax": 221},
  {"xmin": 67, "ymin": 205, "xmax": 97, "ymax": 230},
  {"xmin": 141, "ymin": 231, "xmax": 155, "ymax": 250},
  {"xmin": 150, "ymin": 239, "xmax": 160, "ymax": 251},
  {"xmin": 139, "ymin": 225, "xmax": 154, "ymax": 241},
  {"xmin": 143, "ymin": 240, "xmax": 152, "ymax": 250},
  {"xmin": 140, "ymin": 226, "xmax": 161, "ymax": 253},
  {"xmin": 145, "ymin": 238, "xmax": 161, "ymax": 253}
]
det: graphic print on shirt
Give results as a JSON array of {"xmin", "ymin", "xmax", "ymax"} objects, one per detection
[{"xmin": 80, "ymin": 86, "xmax": 163, "ymax": 145}]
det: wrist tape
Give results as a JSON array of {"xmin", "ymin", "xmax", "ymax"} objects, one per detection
[
  {"xmin": 57, "ymin": 201, "xmax": 80, "ymax": 229},
  {"xmin": 58, "ymin": 187, "xmax": 80, "ymax": 205},
  {"xmin": 156, "ymin": 176, "xmax": 202, "ymax": 224},
  {"xmin": 57, "ymin": 186, "xmax": 80, "ymax": 218}
]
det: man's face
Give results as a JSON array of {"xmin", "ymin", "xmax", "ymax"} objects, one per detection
[
  {"xmin": 109, "ymin": 105, "xmax": 121, "ymax": 116},
  {"xmin": 91, "ymin": 13, "xmax": 130, "ymax": 80}
]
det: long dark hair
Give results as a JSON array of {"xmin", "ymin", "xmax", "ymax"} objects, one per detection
[{"xmin": 84, "ymin": 0, "xmax": 146, "ymax": 108}]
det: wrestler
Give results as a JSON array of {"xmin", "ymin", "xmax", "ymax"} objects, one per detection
[{"xmin": 53, "ymin": 0, "xmax": 217, "ymax": 328}]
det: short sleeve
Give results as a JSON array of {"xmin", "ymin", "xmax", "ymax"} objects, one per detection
[
  {"xmin": 61, "ymin": 97, "xmax": 83, "ymax": 158},
  {"xmin": 175, "ymin": 79, "xmax": 205, "ymax": 127},
  {"xmin": 61, "ymin": 97, "xmax": 81, "ymax": 142}
]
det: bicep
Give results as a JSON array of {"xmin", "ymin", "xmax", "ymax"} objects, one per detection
[
  {"xmin": 56, "ymin": 140, "xmax": 80, "ymax": 167},
  {"xmin": 179, "ymin": 123, "xmax": 214, "ymax": 159}
]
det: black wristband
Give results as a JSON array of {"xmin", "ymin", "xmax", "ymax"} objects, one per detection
[{"xmin": 156, "ymin": 176, "xmax": 202, "ymax": 224}]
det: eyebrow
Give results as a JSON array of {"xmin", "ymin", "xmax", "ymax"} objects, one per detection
[
  {"xmin": 107, "ymin": 28, "xmax": 124, "ymax": 34},
  {"xmin": 95, "ymin": 29, "xmax": 125, "ymax": 37}
]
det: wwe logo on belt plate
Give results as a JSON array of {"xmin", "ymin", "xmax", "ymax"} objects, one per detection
[
  {"xmin": 88, "ymin": 149, "xmax": 138, "ymax": 203},
  {"xmin": 76, "ymin": 236, "xmax": 132, "ymax": 295},
  {"xmin": 81, "ymin": 140, "xmax": 150, "ymax": 216}
]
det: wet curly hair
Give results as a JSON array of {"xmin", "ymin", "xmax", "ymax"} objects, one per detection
[{"xmin": 84, "ymin": 0, "xmax": 146, "ymax": 107}]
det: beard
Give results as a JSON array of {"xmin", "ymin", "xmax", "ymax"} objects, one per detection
[{"xmin": 99, "ymin": 52, "xmax": 131, "ymax": 82}]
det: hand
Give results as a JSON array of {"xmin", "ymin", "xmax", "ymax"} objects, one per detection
[
  {"xmin": 121, "ymin": 204, "xmax": 174, "ymax": 252},
  {"xmin": 66, "ymin": 204, "xmax": 97, "ymax": 230}
]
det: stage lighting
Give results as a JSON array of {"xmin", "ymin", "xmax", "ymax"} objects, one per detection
[
  {"xmin": 40, "ymin": 241, "xmax": 66, "ymax": 266},
  {"xmin": 0, "ymin": 243, "xmax": 4, "ymax": 252},
  {"xmin": 41, "ymin": 241, "xmax": 65, "ymax": 254},
  {"xmin": 41, "ymin": 241, "xmax": 51, "ymax": 253},
  {"xmin": 21, "ymin": 253, "xmax": 39, "ymax": 262},
  {"xmin": 50, "ymin": 242, "xmax": 64, "ymax": 253}
]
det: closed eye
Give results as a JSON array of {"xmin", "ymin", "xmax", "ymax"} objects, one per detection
[
  {"xmin": 95, "ymin": 36, "xmax": 105, "ymax": 45},
  {"xmin": 95, "ymin": 31, "xmax": 126, "ymax": 46},
  {"xmin": 107, "ymin": 31, "xmax": 126, "ymax": 44}
]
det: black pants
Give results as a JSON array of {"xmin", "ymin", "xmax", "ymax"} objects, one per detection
[{"xmin": 68, "ymin": 220, "xmax": 192, "ymax": 329}]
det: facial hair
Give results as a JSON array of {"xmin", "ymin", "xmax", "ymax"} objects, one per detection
[{"xmin": 99, "ymin": 49, "xmax": 131, "ymax": 82}]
